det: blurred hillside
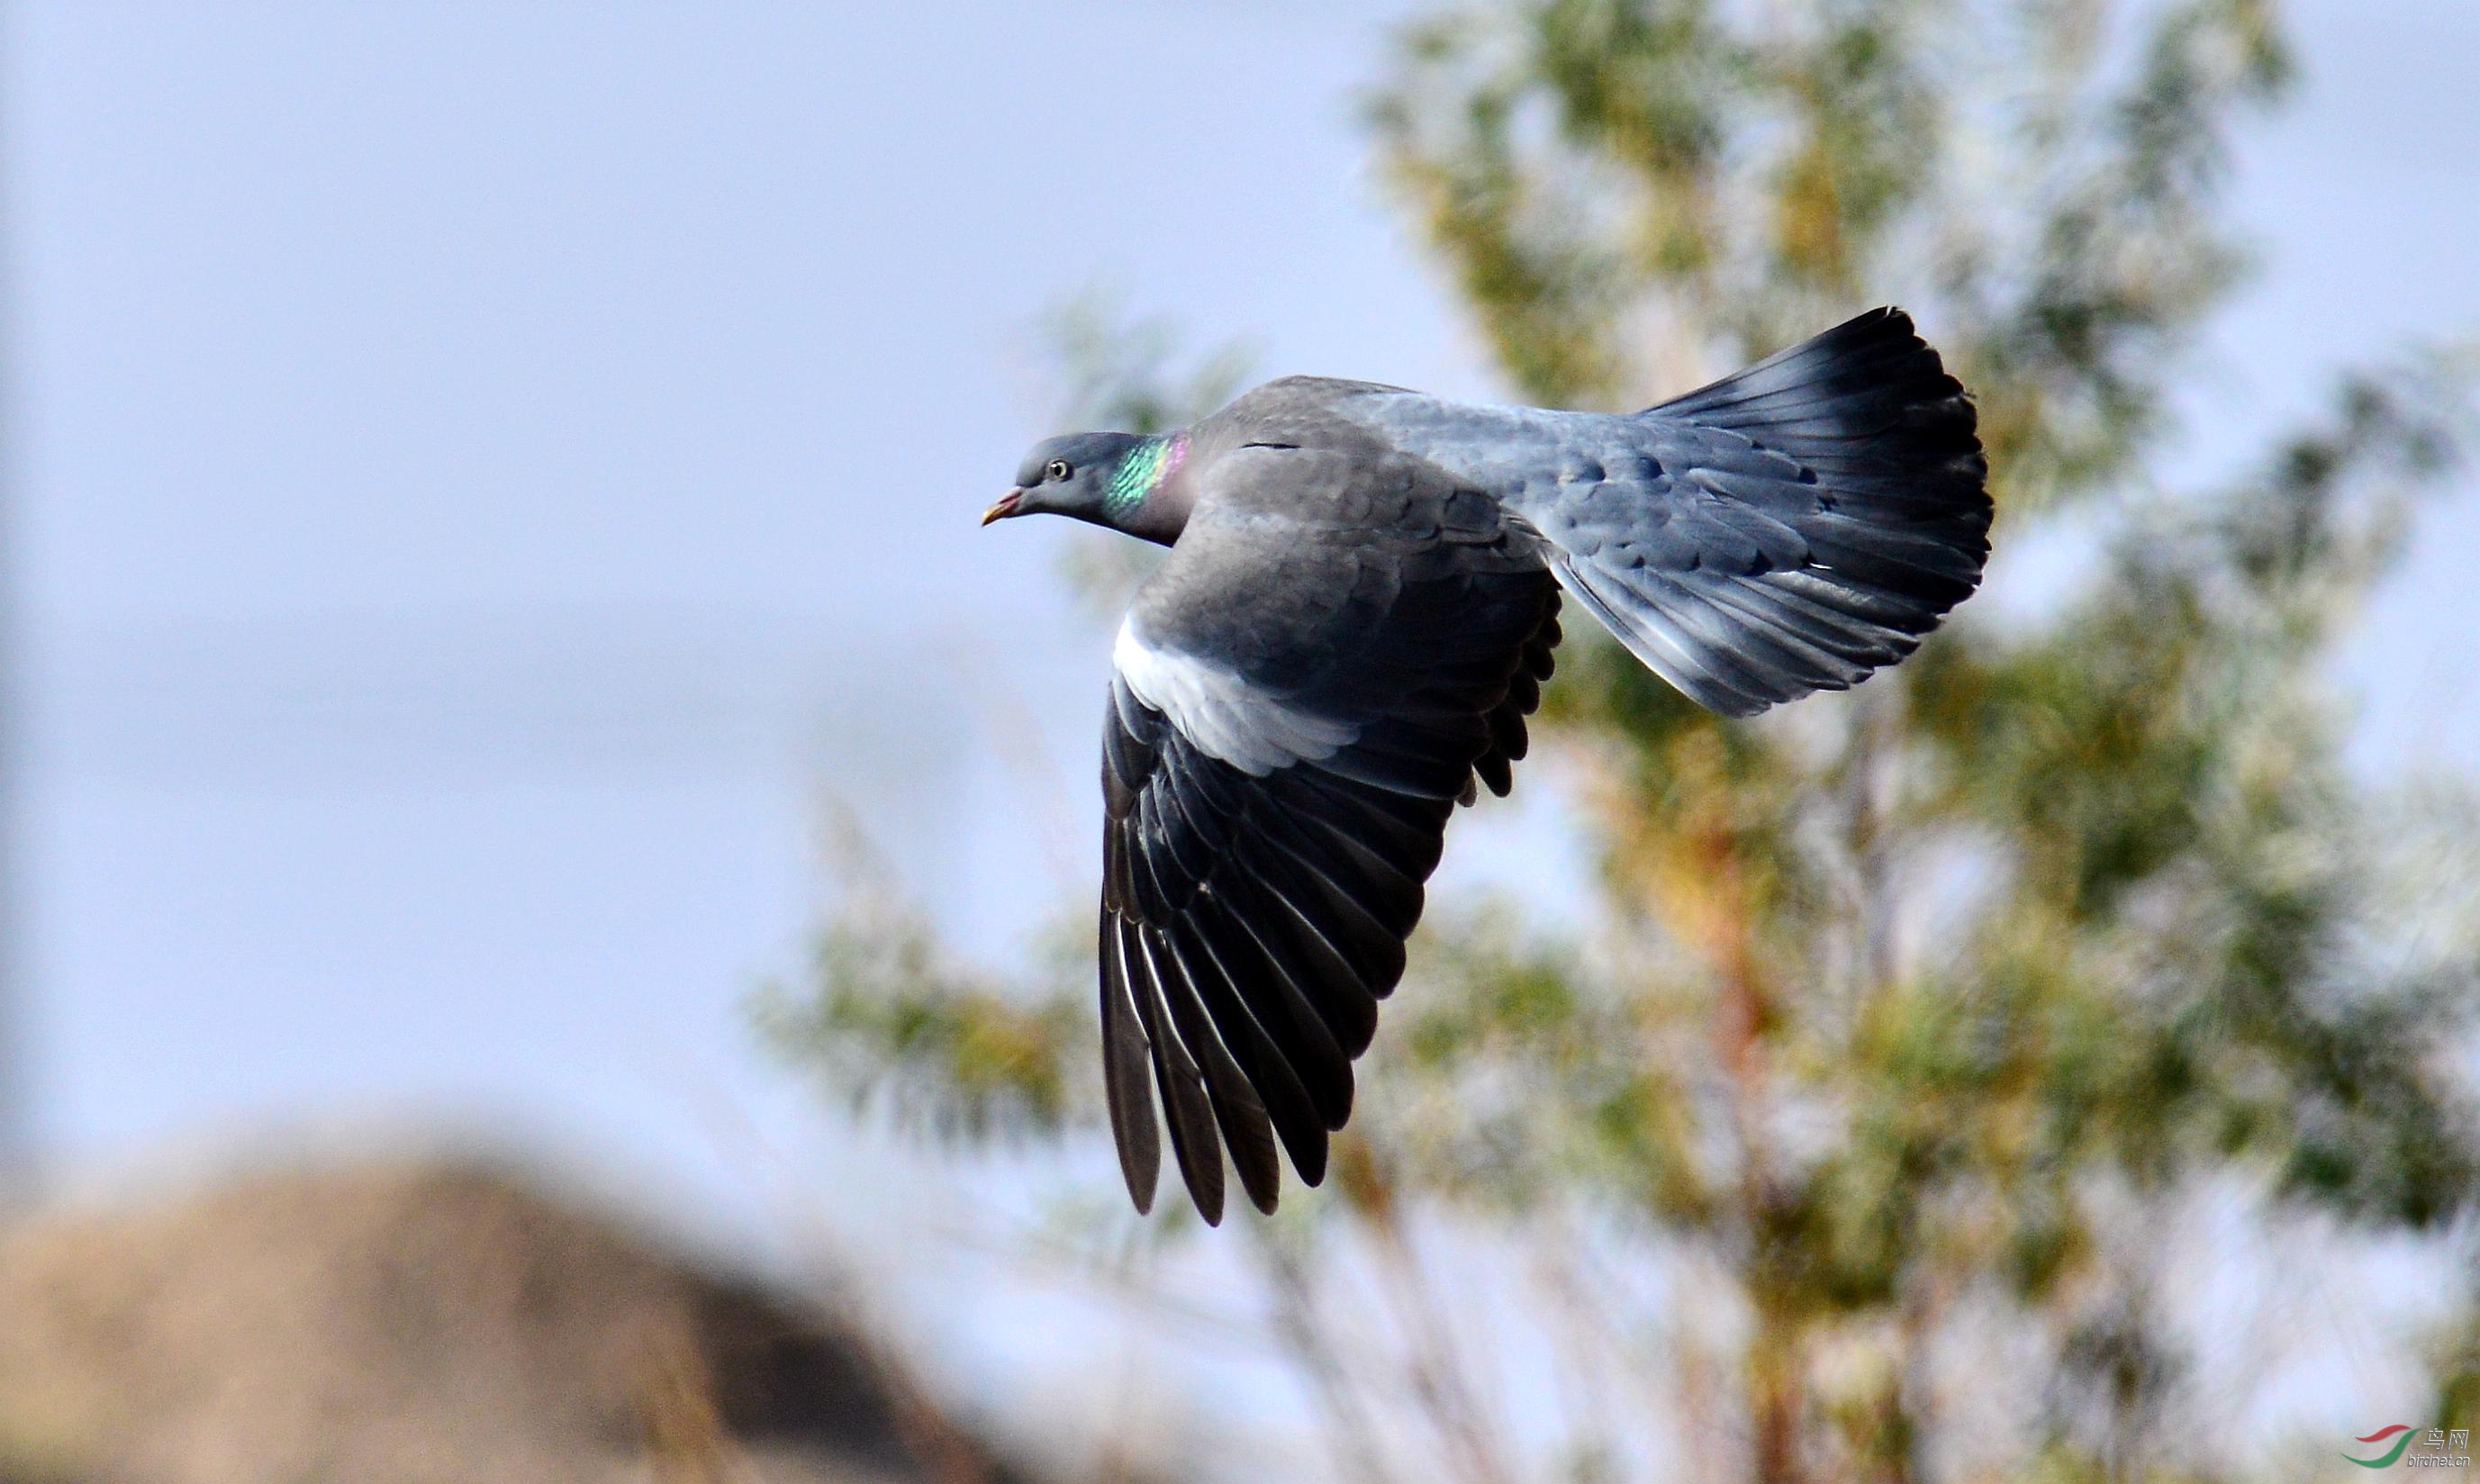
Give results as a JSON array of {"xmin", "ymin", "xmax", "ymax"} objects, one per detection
[{"xmin": 0, "ymin": 1158, "xmax": 1049, "ymax": 1484}]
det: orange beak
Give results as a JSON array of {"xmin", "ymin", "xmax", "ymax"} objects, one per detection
[{"xmin": 981, "ymin": 488, "xmax": 1024, "ymax": 526}]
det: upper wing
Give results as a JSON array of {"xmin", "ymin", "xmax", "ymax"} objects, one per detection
[{"xmin": 1099, "ymin": 458, "xmax": 1559, "ymax": 1222}]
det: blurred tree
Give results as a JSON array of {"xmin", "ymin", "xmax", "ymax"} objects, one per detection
[{"xmin": 763, "ymin": 3, "xmax": 2480, "ymax": 1480}]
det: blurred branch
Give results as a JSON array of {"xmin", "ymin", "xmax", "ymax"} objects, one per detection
[
  {"xmin": 1254, "ymin": 1224, "xmax": 1405, "ymax": 1484},
  {"xmin": 754, "ymin": 797, "xmax": 1089, "ymax": 1146}
]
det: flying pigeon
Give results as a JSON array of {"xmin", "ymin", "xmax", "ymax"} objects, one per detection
[{"xmin": 982, "ymin": 307, "xmax": 1990, "ymax": 1222}]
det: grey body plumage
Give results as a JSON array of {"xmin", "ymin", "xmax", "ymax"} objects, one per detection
[{"xmin": 985, "ymin": 307, "xmax": 1991, "ymax": 1221}]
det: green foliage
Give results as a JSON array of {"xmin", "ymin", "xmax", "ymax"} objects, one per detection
[
  {"xmin": 768, "ymin": 4, "xmax": 2480, "ymax": 1479},
  {"xmin": 756, "ymin": 882, "xmax": 1088, "ymax": 1145}
]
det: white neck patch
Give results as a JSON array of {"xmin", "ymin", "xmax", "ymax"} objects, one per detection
[{"xmin": 1112, "ymin": 618, "xmax": 1360, "ymax": 776}]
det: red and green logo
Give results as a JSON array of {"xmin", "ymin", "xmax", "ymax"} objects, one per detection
[{"xmin": 2345, "ymin": 1426, "xmax": 2416, "ymax": 1468}]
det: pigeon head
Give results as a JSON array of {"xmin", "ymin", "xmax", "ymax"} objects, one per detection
[{"xmin": 983, "ymin": 430, "xmax": 1190, "ymax": 542}]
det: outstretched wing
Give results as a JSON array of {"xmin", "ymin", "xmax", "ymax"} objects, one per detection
[{"xmin": 1099, "ymin": 451, "xmax": 1559, "ymax": 1223}]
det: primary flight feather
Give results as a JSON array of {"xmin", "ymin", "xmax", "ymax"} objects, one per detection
[{"xmin": 982, "ymin": 307, "xmax": 1991, "ymax": 1223}]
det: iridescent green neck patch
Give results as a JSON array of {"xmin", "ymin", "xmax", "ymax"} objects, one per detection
[{"xmin": 1105, "ymin": 432, "xmax": 1188, "ymax": 517}]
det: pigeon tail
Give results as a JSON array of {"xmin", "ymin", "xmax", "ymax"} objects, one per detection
[{"xmin": 1542, "ymin": 306, "xmax": 1991, "ymax": 716}]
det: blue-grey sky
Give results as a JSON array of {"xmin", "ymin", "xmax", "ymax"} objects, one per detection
[
  {"xmin": 8, "ymin": 0, "xmax": 1477, "ymax": 1215},
  {"xmin": 8, "ymin": 0, "xmax": 2479, "ymax": 1302}
]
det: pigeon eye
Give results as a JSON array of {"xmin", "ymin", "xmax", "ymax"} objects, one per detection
[{"xmin": 1045, "ymin": 459, "xmax": 1072, "ymax": 482}]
